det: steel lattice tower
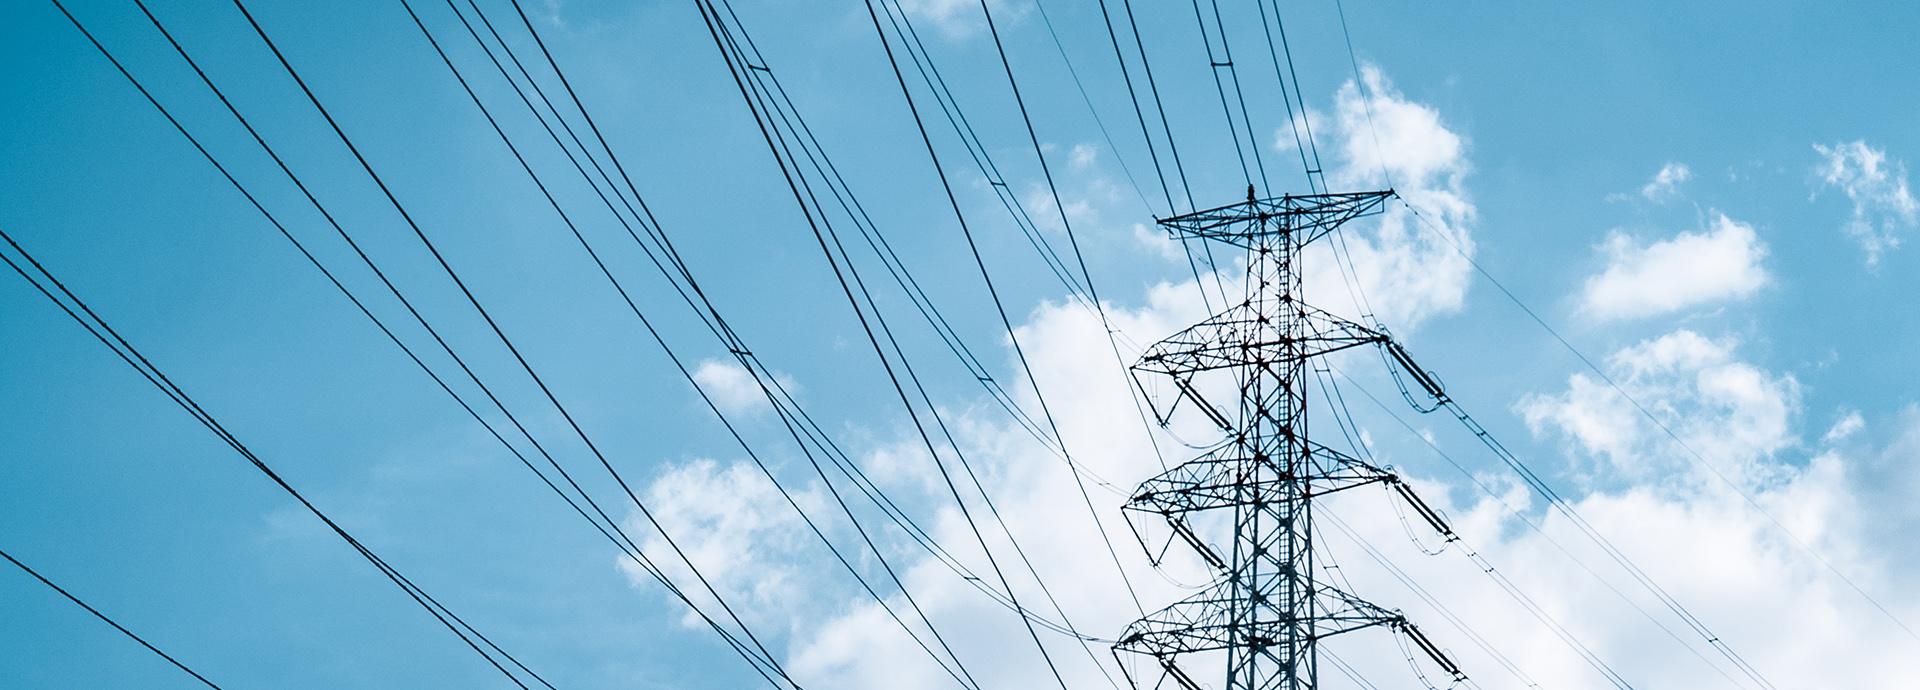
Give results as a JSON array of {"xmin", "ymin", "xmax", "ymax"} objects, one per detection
[{"xmin": 1115, "ymin": 189, "xmax": 1464, "ymax": 690}]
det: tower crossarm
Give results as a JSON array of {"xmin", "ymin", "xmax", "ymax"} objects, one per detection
[
  {"xmin": 1124, "ymin": 440, "xmax": 1395, "ymax": 518},
  {"xmin": 1115, "ymin": 581, "xmax": 1412, "ymax": 657},
  {"xmin": 1134, "ymin": 301, "xmax": 1389, "ymax": 380},
  {"xmin": 1156, "ymin": 191, "xmax": 1395, "ymax": 250},
  {"xmin": 1121, "ymin": 439, "xmax": 1402, "ymax": 570},
  {"xmin": 1132, "ymin": 303, "xmax": 1392, "ymax": 430}
]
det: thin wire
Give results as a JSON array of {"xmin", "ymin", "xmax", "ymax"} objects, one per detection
[
  {"xmin": 1332, "ymin": 363, "xmax": 1749, "ymax": 689},
  {"xmin": 1088, "ymin": 0, "xmax": 1220, "ymax": 316},
  {"xmin": 0, "ymin": 226, "xmax": 545, "ymax": 690},
  {"xmin": 715, "ymin": 1, "xmax": 1126, "ymax": 653},
  {"xmin": 1400, "ymin": 196, "xmax": 1920, "ymax": 647},
  {"xmin": 1269, "ymin": 0, "xmax": 1328, "ymax": 191},
  {"xmin": 223, "ymin": 1, "xmax": 801, "ymax": 684},
  {"xmin": 1, "ymin": 546, "xmax": 225, "ymax": 689},
  {"xmin": 1120, "ymin": 0, "xmax": 1233, "ymax": 307},
  {"xmin": 1027, "ymin": 0, "xmax": 1157, "ymax": 214},
  {"xmin": 1184, "ymin": 0, "xmax": 1256, "ymax": 191},
  {"xmin": 730, "ymin": 3, "xmax": 1074, "ymax": 687},
  {"xmin": 111, "ymin": 0, "xmax": 788, "ymax": 680},
  {"xmin": 485, "ymin": 0, "xmax": 1101, "ymax": 648},
  {"xmin": 402, "ymin": 1, "xmax": 983, "ymax": 685},
  {"xmin": 880, "ymin": 0, "xmax": 1171, "ymax": 488},
  {"xmin": 977, "ymin": 0, "xmax": 1149, "ymax": 615}
]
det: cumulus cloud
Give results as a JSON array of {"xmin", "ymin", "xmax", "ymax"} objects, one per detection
[
  {"xmin": 1578, "ymin": 214, "xmax": 1769, "ymax": 321},
  {"xmin": 1813, "ymin": 140, "xmax": 1917, "ymax": 264},
  {"xmin": 1305, "ymin": 63, "xmax": 1477, "ymax": 329},
  {"xmin": 1638, "ymin": 162, "xmax": 1692, "ymax": 202},
  {"xmin": 1518, "ymin": 329, "xmax": 1799, "ymax": 483}
]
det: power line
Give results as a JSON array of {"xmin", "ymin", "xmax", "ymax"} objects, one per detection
[
  {"xmin": 711, "ymin": 3, "xmax": 1081, "ymax": 686},
  {"xmin": 1311, "ymin": 368, "xmax": 1640, "ymax": 690},
  {"xmin": 1026, "ymin": 0, "xmax": 1158, "ymax": 216},
  {"xmin": 1331, "ymin": 361, "xmax": 1760, "ymax": 688},
  {"xmin": 1, "ymin": 546, "xmax": 224, "ymax": 689},
  {"xmin": 1349, "ymin": 340, "xmax": 1778, "ymax": 688},
  {"xmin": 467, "ymin": 0, "xmax": 1115, "ymax": 677},
  {"xmin": 492, "ymin": 0, "xmax": 1107, "ymax": 654},
  {"xmin": 1184, "ymin": 0, "xmax": 1256, "ymax": 191},
  {"xmin": 90, "ymin": 1, "xmax": 796, "ymax": 681},
  {"xmin": 409, "ymin": 2, "xmax": 987, "ymax": 684},
  {"xmin": 1263, "ymin": 7, "xmax": 1785, "ymax": 684},
  {"xmin": 220, "ymin": 1, "xmax": 804, "ymax": 684},
  {"xmin": 710, "ymin": 5, "xmax": 1138, "ymax": 684},
  {"xmin": 1, "ymin": 223, "xmax": 550, "ymax": 689},
  {"xmin": 1400, "ymin": 195, "xmax": 1920, "ymax": 647},
  {"xmin": 977, "ymin": 0, "xmax": 1150, "ymax": 615}
]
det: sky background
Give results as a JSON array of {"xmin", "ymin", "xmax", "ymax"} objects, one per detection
[{"xmin": 3, "ymin": 0, "xmax": 1919, "ymax": 688}]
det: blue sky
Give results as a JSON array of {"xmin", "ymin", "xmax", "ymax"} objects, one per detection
[{"xmin": 3, "ymin": 0, "xmax": 1918, "ymax": 688}]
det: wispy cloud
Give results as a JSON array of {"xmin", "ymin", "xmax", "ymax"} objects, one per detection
[
  {"xmin": 1640, "ymin": 162, "xmax": 1693, "ymax": 201},
  {"xmin": 1814, "ymin": 140, "xmax": 1917, "ymax": 265}
]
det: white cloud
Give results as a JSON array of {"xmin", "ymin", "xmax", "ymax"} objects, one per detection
[
  {"xmin": 1814, "ymin": 140, "xmax": 1917, "ymax": 264},
  {"xmin": 1305, "ymin": 63, "xmax": 1477, "ymax": 329},
  {"xmin": 1640, "ymin": 162, "xmax": 1692, "ymax": 201},
  {"xmin": 690, "ymin": 358, "xmax": 792, "ymax": 416},
  {"xmin": 1021, "ymin": 184, "xmax": 1098, "ymax": 234},
  {"xmin": 622, "ymin": 459, "xmax": 830, "ymax": 631},
  {"xmin": 1578, "ymin": 214, "xmax": 1769, "ymax": 321},
  {"xmin": 1066, "ymin": 143, "xmax": 1098, "ymax": 172},
  {"xmin": 1824, "ymin": 409, "xmax": 1866, "ymax": 444},
  {"xmin": 1130, "ymin": 222, "xmax": 1184, "ymax": 263},
  {"xmin": 1518, "ymin": 329, "xmax": 1799, "ymax": 484}
]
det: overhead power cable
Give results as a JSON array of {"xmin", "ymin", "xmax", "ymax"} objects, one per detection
[
  {"xmin": 402, "ymin": 1, "xmax": 985, "ymax": 684},
  {"xmin": 707, "ymin": 3, "xmax": 1078, "ymax": 687},
  {"xmin": 977, "ymin": 0, "xmax": 1150, "ymax": 614},
  {"xmin": 710, "ymin": 0, "xmax": 1134, "ymax": 652},
  {"xmin": 453, "ymin": 0, "xmax": 1068, "ymax": 679},
  {"xmin": 1084, "ymin": 0, "xmax": 1221, "ymax": 315},
  {"xmin": 1400, "ymin": 195, "xmax": 1920, "ymax": 648},
  {"xmin": 1312, "ymin": 368, "xmax": 1641, "ymax": 689},
  {"xmin": 1261, "ymin": 6, "xmax": 1784, "ymax": 685},
  {"xmin": 1330, "ymin": 361, "xmax": 1758, "ymax": 689},
  {"xmin": 0, "ymin": 223, "xmax": 549, "ymax": 689},
  {"xmin": 1183, "ymin": 0, "xmax": 1260, "ymax": 193},
  {"xmin": 1026, "ymin": 0, "xmax": 1158, "ymax": 216},
  {"xmin": 85, "ymin": 0, "xmax": 796, "ymax": 682},
  {"xmin": 1, "ymin": 546, "xmax": 224, "ymax": 689},
  {"xmin": 1336, "ymin": 351, "xmax": 1766, "ymax": 690},
  {"xmin": 218, "ymin": 1, "xmax": 804, "ymax": 685},
  {"xmin": 484, "ymin": 0, "xmax": 1103, "ymax": 655}
]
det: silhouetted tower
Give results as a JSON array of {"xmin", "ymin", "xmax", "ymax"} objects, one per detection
[{"xmin": 1115, "ymin": 188, "xmax": 1465, "ymax": 690}]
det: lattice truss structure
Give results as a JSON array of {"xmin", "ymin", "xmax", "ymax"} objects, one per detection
[{"xmin": 1115, "ymin": 190, "xmax": 1466, "ymax": 690}]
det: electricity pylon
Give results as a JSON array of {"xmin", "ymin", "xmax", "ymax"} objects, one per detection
[{"xmin": 1115, "ymin": 188, "xmax": 1465, "ymax": 690}]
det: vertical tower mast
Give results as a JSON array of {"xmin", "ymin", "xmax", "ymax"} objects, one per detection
[{"xmin": 1116, "ymin": 189, "xmax": 1464, "ymax": 690}]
